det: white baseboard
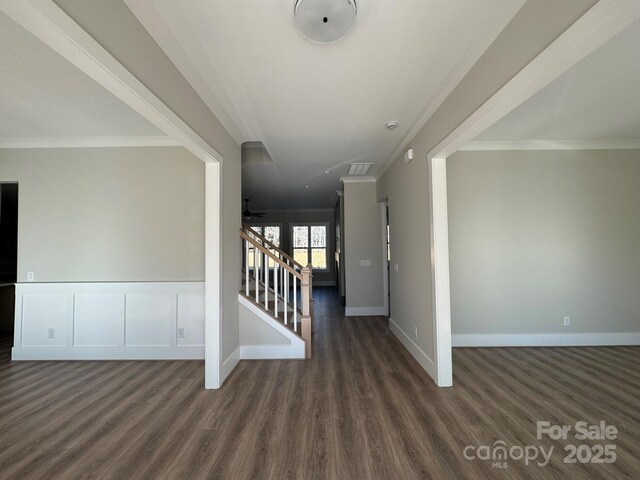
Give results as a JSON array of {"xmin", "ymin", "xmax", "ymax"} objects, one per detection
[
  {"xmin": 240, "ymin": 344, "xmax": 305, "ymax": 359},
  {"xmin": 313, "ymin": 281, "xmax": 336, "ymax": 287},
  {"xmin": 389, "ymin": 318, "xmax": 437, "ymax": 382},
  {"xmin": 221, "ymin": 346, "xmax": 240, "ymax": 382},
  {"xmin": 11, "ymin": 345, "xmax": 204, "ymax": 360},
  {"xmin": 345, "ymin": 306, "xmax": 387, "ymax": 316},
  {"xmin": 452, "ymin": 332, "xmax": 640, "ymax": 347}
]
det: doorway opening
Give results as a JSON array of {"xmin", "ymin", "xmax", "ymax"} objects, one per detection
[{"xmin": 0, "ymin": 183, "xmax": 18, "ymax": 348}]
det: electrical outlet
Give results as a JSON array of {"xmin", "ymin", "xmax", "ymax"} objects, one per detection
[
  {"xmin": 360, "ymin": 259, "xmax": 372, "ymax": 267},
  {"xmin": 563, "ymin": 316, "xmax": 571, "ymax": 327},
  {"xmin": 414, "ymin": 326, "xmax": 418, "ymax": 338},
  {"xmin": 27, "ymin": 272, "xmax": 34, "ymax": 282},
  {"xmin": 177, "ymin": 328, "xmax": 185, "ymax": 339},
  {"xmin": 47, "ymin": 328, "xmax": 55, "ymax": 339}
]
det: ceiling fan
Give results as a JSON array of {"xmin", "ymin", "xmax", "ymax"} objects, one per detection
[{"xmin": 242, "ymin": 198, "xmax": 265, "ymax": 220}]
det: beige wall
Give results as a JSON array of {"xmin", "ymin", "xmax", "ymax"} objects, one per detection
[
  {"xmin": 239, "ymin": 302, "xmax": 289, "ymax": 346},
  {"xmin": 52, "ymin": 0, "xmax": 243, "ymax": 362},
  {"xmin": 343, "ymin": 181, "xmax": 384, "ymax": 312},
  {"xmin": 448, "ymin": 149, "xmax": 640, "ymax": 335},
  {"xmin": 245, "ymin": 210, "xmax": 336, "ymax": 285},
  {"xmin": 0, "ymin": 146, "xmax": 204, "ymax": 282},
  {"xmin": 376, "ymin": 160, "xmax": 434, "ymax": 357},
  {"xmin": 376, "ymin": 0, "xmax": 597, "ymax": 371}
]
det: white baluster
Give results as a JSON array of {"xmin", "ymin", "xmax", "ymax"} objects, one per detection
[
  {"xmin": 284, "ymin": 272, "xmax": 288, "ymax": 325},
  {"xmin": 264, "ymin": 251, "xmax": 268, "ymax": 310},
  {"xmin": 274, "ymin": 263, "xmax": 278, "ymax": 318},
  {"xmin": 245, "ymin": 239, "xmax": 249, "ymax": 296},
  {"xmin": 293, "ymin": 275, "xmax": 297, "ymax": 332},
  {"xmin": 254, "ymin": 243, "xmax": 259, "ymax": 303}
]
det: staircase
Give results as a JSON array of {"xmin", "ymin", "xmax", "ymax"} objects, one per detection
[{"xmin": 240, "ymin": 224, "xmax": 313, "ymax": 358}]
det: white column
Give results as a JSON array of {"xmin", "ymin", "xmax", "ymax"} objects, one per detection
[
  {"xmin": 205, "ymin": 162, "xmax": 221, "ymax": 389},
  {"xmin": 428, "ymin": 156, "xmax": 453, "ymax": 387}
]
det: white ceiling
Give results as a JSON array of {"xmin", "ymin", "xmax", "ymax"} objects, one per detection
[
  {"xmin": 127, "ymin": 0, "xmax": 520, "ymax": 208},
  {"xmin": 0, "ymin": 11, "xmax": 163, "ymax": 140},
  {"xmin": 474, "ymin": 18, "xmax": 640, "ymax": 144}
]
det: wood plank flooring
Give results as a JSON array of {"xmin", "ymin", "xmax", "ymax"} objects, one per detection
[{"xmin": 0, "ymin": 287, "xmax": 638, "ymax": 479}]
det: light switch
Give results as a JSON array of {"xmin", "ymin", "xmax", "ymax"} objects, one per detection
[{"xmin": 394, "ymin": 264, "xmax": 399, "ymax": 272}]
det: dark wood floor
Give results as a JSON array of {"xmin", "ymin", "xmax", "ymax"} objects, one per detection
[{"xmin": 0, "ymin": 288, "xmax": 638, "ymax": 479}]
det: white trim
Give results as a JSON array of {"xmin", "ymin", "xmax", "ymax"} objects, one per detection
[
  {"xmin": 428, "ymin": 157, "xmax": 453, "ymax": 387},
  {"xmin": 453, "ymin": 332, "xmax": 640, "ymax": 347},
  {"xmin": 205, "ymin": 163, "xmax": 222, "ymax": 388},
  {"xmin": 0, "ymin": 136, "xmax": 180, "ymax": 149},
  {"xmin": 123, "ymin": 0, "xmax": 245, "ymax": 146},
  {"xmin": 380, "ymin": 201, "xmax": 389, "ymax": 317},
  {"xmin": 345, "ymin": 306, "xmax": 387, "ymax": 317},
  {"xmin": 389, "ymin": 318, "xmax": 437, "ymax": 381},
  {"xmin": 239, "ymin": 345, "xmax": 305, "ymax": 360},
  {"xmin": 340, "ymin": 176, "xmax": 376, "ymax": 184},
  {"xmin": 375, "ymin": 0, "xmax": 526, "ymax": 180},
  {"xmin": 458, "ymin": 139, "xmax": 640, "ymax": 152},
  {"xmin": 221, "ymin": 346, "xmax": 240, "ymax": 381},
  {"xmin": 0, "ymin": 0, "xmax": 222, "ymax": 164},
  {"xmin": 428, "ymin": 0, "xmax": 640, "ymax": 161},
  {"xmin": 11, "ymin": 281, "xmax": 205, "ymax": 361},
  {"xmin": 12, "ymin": 346, "xmax": 204, "ymax": 361},
  {"xmin": 312, "ymin": 280, "xmax": 336, "ymax": 287}
]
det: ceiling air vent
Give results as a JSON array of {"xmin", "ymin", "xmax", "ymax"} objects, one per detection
[{"xmin": 348, "ymin": 163, "xmax": 372, "ymax": 176}]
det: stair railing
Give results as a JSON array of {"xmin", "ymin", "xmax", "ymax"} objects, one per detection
[{"xmin": 240, "ymin": 228, "xmax": 312, "ymax": 358}]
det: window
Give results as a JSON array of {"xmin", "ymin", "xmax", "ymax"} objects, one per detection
[
  {"xmin": 247, "ymin": 225, "xmax": 281, "ymax": 268},
  {"xmin": 292, "ymin": 224, "xmax": 328, "ymax": 270}
]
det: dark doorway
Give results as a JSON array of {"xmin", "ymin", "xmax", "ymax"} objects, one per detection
[{"xmin": 0, "ymin": 183, "xmax": 18, "ymax": 340}]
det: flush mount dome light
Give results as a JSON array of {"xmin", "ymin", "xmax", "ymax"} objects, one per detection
[{"xmin": 294, "ymin": 0, "xmax": 357, "ymax": 44}]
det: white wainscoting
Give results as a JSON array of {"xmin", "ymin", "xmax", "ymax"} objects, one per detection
[{"xmin": 12, "ymin": 282, "xmax": 205, "ymax": 360}]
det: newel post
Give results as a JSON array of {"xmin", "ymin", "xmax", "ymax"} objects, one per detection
[{"xmin": 301, "ymin": 264, "xmax": 312, "ymax": 358}]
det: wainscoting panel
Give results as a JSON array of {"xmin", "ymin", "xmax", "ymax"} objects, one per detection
[
  {"xmin": 12, "ymin": 282, "xmax": 205, "ymax": 360},
  {"xmin": 125, "ymin": 294, "xmax": 174, "ymax": 347},
  {"xmin": 21, "ymin": 294, "xmax": 71, "ymax": 347},
  {"xmin": 74, "ymin": 293, "xmax": 124, "ymax": 347},
  {"xmin": 177, "ymin": 293, "xmax": 205, "ymax": 347}
]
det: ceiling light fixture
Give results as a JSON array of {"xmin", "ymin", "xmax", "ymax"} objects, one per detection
[
  {"xmin": 386, "ymin": 120, "xmax": 399, "ymax": 130},
  {"xmin": 305, "ymin": 185, "xmax": 310, "ymax": 188},
  {"xmin": 323, "ymin": 170, "xmax": 331, "ymax": 174},
  {"xmin": 294, "ymin": 0, "xmax": 357, "ymax": 44}
]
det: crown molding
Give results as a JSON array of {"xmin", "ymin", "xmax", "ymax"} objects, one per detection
[
  {"xmin": 0, "ymin": 136, "xmax": 181, "ymax": 149},
  {"xmin": 427, "ymin": 0, "xmax": 640, "ymax": 161},
  {"xmin": 341, "ymin": 176, "xmax": 376, "ymax": 184},
  {"xmin": 0, "ymin": 0, "xmax": 222, "ymax": 164},
  {"xmin": 123, "ymin": 0, "xmax": 246, "ymax": 146},
  {"xmin": 458, "ymin": 139, "xmax": 640, "ymax": 152},
  {"xmin": 375, "ymin": 0, "xmax": 526, "ymax": 180}
]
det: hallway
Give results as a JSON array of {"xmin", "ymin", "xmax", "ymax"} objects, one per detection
[{"xmin": 0, "ymin": 288, "xmax": 638, "ymax": 479}]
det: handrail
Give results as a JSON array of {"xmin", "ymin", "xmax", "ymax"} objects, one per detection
[
  {"xmin": 241, "ymin": 223, "xmax": 304, "ymax": 270},
  {"xmin": 240, "ymin": 230, "xmax": 302, "ymax": 278},
  {"xmin": 240, "ymin": 226, "xmax": 313, "ymax": 358}
]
